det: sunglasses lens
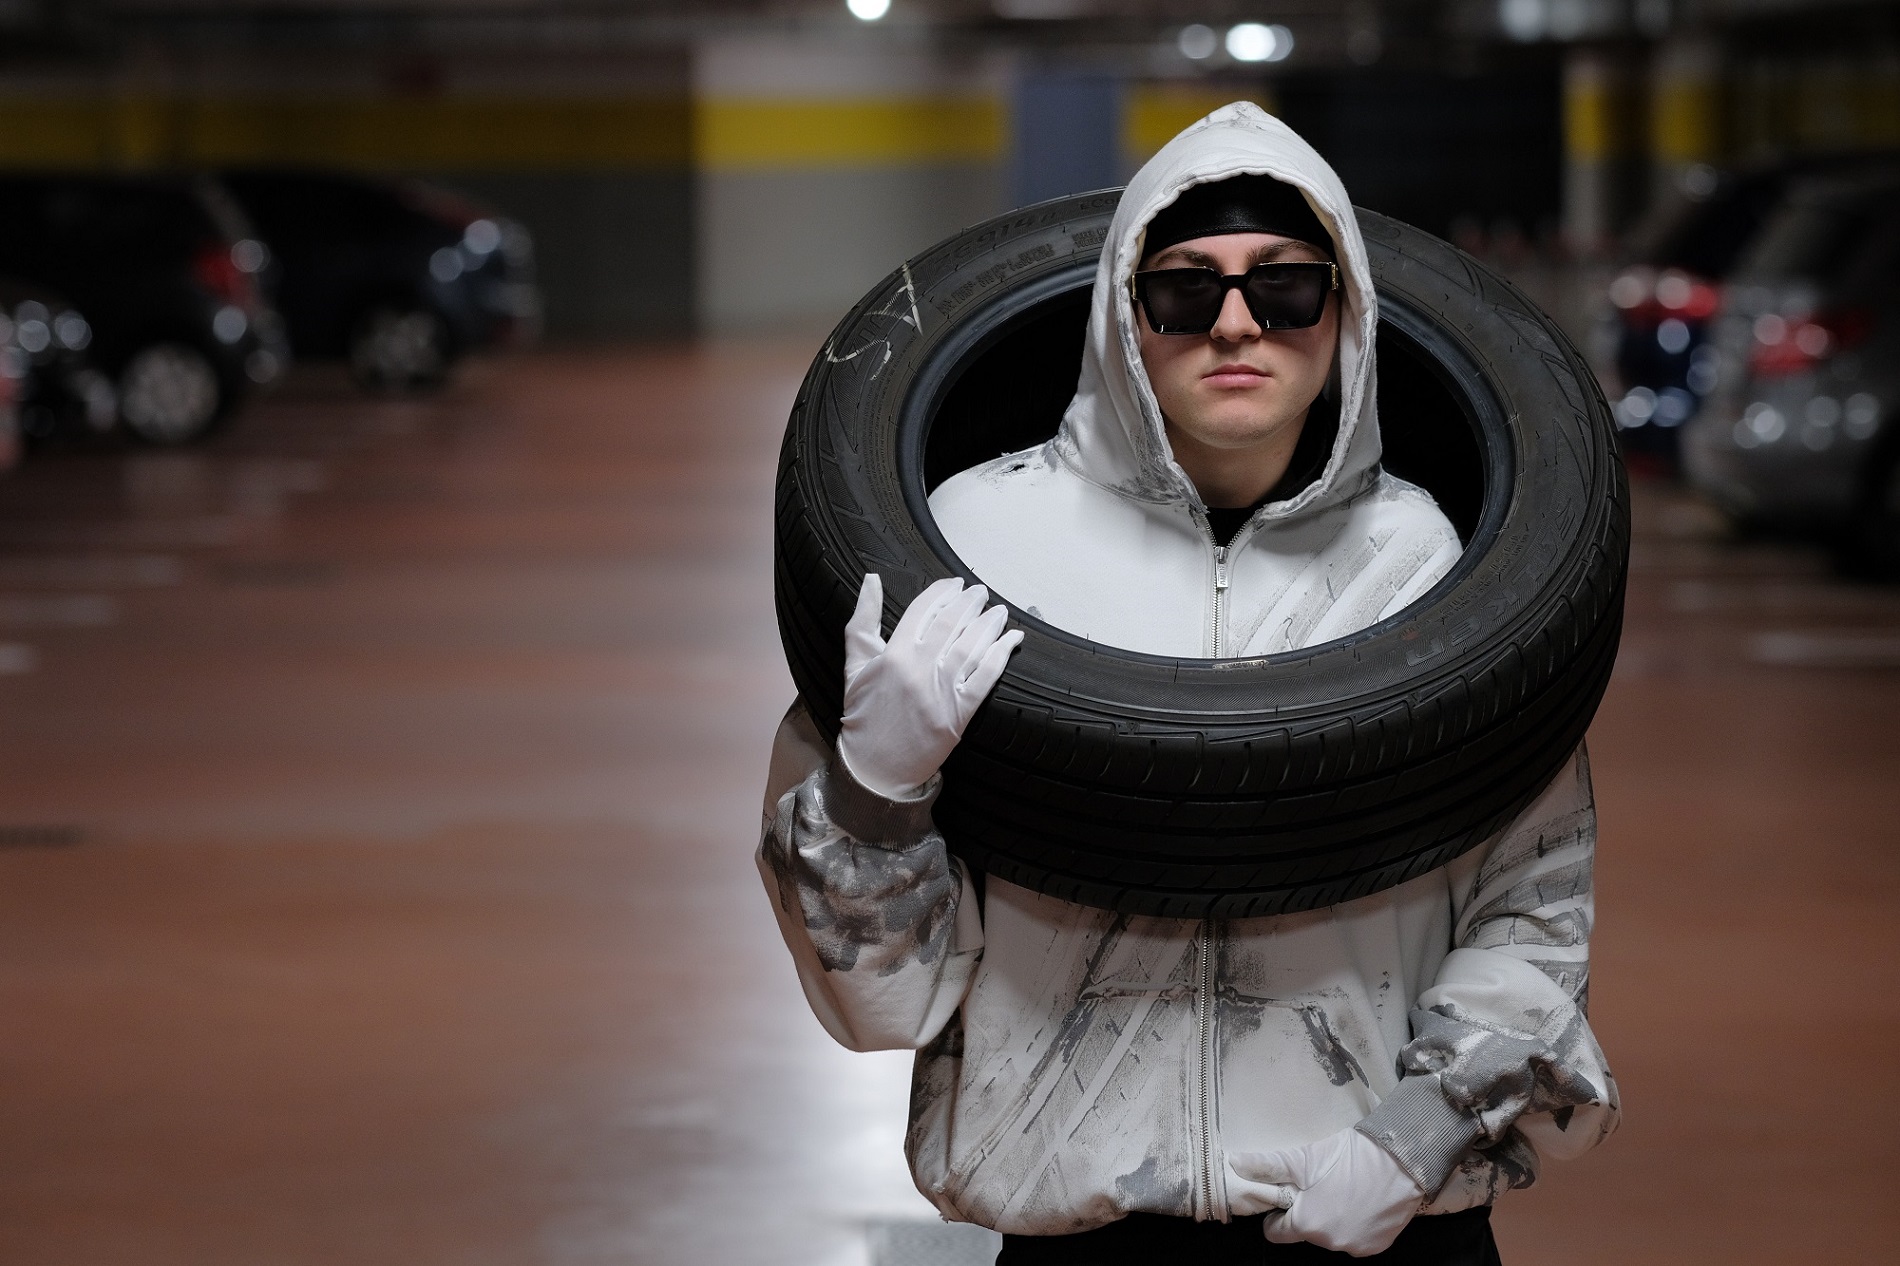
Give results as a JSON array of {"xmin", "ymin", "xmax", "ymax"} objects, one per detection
[
  {"xmin": 1139, "ymin": 263, "xmax": 1333, "ymax": 333},
  {"xmin": 1140, "ymin": 270, "xmax": 1224, "ymax": 331},
  {"xmin": 1243, "ymin": 264, "xmax": 1332, "ymax": 327}
]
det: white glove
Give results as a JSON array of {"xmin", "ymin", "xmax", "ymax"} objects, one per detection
[
  {"xmin": 1229, "ymin": 1127, "xmax": 1426, "ymax": 1258},
  {"xmin": 836, "ymin": 573, "xmax": 1022, "ymax": 800}
]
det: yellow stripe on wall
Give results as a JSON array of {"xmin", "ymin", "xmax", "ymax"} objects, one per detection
[
  {"xmin": 1653, "ymin": 78, "xmax": 1720, "ymax": 164},
  {"xmin": 1123, "ymin": 87, "xmax": 1272, "ymax": 163},
  {"xmin": 0, "ymin": 95, "xmax": 692, "ymax": 170},
  {"xmin": 0, "ymin": 97, "xmax": 126, "ymax": 168},
  {"xmin": 1563, "ymin": 68, "xmax": 1615, "ymax": 162},
  {"xmin": 696, "ymin": 97, "xmax": 1004, "ymax": 170}
]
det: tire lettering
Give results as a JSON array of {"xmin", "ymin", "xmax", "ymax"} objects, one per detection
[{"xmin": 942, "ymin": 243, "xmax": 1060, "ymax": 309}]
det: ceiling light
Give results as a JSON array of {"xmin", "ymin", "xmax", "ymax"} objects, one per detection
[
  {"xmin": 1226, "ymin": 23, "xmax": 1293, "ymax": 64},
  {"xmin": 1499, "ymin": 0, "xmax": 1545, "ymax": 41},
  {"xmin": 1177, "ymin": 24, "xmax": 1218, "ymax": 59},
  {"xmin": 1226, "ymin": 23, "xmax": 1272, "ymax": 61},
  {"xmin": 848, "ymin": 0, "xmax": 890, "ymax": 20}
]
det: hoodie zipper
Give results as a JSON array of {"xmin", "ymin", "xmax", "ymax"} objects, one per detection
[
  {"xmin": 1195, "ymin": 917, "xmax": 1220, "ymax": 1219},
  {"xmin": 1196, "ymin": 506, "xmax": 1230, "ymax": 658},
  {"xmin": 1212, "ymin": 546, "xmax": 1230, "ymax": 658},
  {"xmin": 1190, "ymin": 513, "xmax": 1227, "ymax": 1216}
]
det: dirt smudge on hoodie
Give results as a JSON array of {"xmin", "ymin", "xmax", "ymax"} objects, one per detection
[{"xmin": 1296, "ymin": 1003, "xmax": 1368, "ymax": 1087}]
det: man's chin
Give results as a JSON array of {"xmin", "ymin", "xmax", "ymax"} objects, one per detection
[{"xmin": 1175, "ymin": 407, "xmax": 1302, "ymax": 452}]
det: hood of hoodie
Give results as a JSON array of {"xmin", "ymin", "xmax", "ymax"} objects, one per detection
[
  {"xmin": 1057, "ymin": 101, "xmax": 1382, "ymax": 521},
  {"xmin": 929, "ymin": 102, "xmax": 1459, "ymax": 659}
]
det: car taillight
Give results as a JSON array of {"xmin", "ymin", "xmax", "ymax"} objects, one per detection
[
  {"xmin": 1610, "ymin": 267, "xmax": 1722, "ymax": 324},
  {"xmin": 1748, "ymin": 307, "xmax": 1873, "ymax": 379},
  {"xmin": 192, "ymin": 241, "xmax": 261, "ymax": 312},
  {"xmin": 401, "ymin": 182, "xmax": 481, "ymax": 236}
]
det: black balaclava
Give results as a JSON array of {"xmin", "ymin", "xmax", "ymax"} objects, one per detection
[{"xmin": 1143, "ymin": 173, "xmax": 1334, "ymax": 260}]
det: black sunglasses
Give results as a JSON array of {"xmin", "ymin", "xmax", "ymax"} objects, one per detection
[{"xmin": 1129, "ymin": 261, "xmax": 1340, "ymax": 335}]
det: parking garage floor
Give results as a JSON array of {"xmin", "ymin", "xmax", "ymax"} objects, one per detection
[{"xmin": 0, "ymin": 348, "xmax": 1895, "ymax": 1266}]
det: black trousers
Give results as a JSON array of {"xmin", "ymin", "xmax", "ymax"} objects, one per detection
[{"xmin": 995, "ymin": 1208, "xmax": 1499, "ymax": 1266}]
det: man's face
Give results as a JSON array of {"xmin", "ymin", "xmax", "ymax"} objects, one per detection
[{"xmin": 1134, "ymin": 231, "xmax": 1340, "ymax": 465}]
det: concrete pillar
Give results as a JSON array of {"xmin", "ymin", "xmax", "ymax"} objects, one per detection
[
  {"xmin": 1650, "ymin": 37, "xmax": 1723, "ymax": 200},
  {"xmin": 1563, "ymin": 45, "xmax": 1642, "ymax": 255},
  {"xmin": 1563, "ymin": 49, "xmax": 1613, "ymax": 253},
  {"xmin": 693, "ymin": 34, "xmax": 1006, "ymax": 333}
]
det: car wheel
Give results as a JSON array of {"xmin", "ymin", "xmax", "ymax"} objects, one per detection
[
  {"xmin": 774, "ymin": 192, "xmax": 1628, "ymax": 919},
  {"xmin": 349, "ymin": 305, "xmax": 451, "ymax": 392},
  {"xmin": 118, "ymin": 342, "xmax": 224, "ymax": 445}
]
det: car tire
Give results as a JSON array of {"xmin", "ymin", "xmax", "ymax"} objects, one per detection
[
  {"xmin": 775, "ymin": 192, "xmax": 1628, "ymax": 919},
  {"xmin": 349, "ymin": 304, "xmax": 451, "ymax": 392},
  {"xmin": 118, "ymin": 342, "xmax": 225, "ymax": 445}
]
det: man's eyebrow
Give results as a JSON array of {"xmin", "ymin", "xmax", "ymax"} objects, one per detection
[
  {"xmin": 1145, "ymin": 246, "xmax": 1220, "ymax": 269},
  {"xmin": 1142, "ymin": 241, "xmax": 1331, "ymax": 270},
  {"xmin": 1253, "ymin": 240, "xmax": 1330, "ymax": 263}
]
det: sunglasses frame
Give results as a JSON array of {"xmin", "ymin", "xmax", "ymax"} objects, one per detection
[{"xmin": 1129, "ymin": 260, "xmax": 1341, "ymax": 335}]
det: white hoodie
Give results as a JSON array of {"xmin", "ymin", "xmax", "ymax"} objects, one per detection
[
  {"xmin": 759, "ymin": 103, "xmax": 1616, "ymax": 1238},
  {"xmin": 931, "ymin": 104, "xmax": 1460, "ymax": 657}
]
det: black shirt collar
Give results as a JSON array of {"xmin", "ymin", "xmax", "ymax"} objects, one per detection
[{"xmin": 1203, "ymin": 393, "xmax": 1340, "ymax": 547}]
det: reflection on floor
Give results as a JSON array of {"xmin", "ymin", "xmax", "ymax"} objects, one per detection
[
  {"xmin": 867, "ymin": 1219, "xmax": 1001, "ymax": 1266},
  {"xmin": 0, "ymin": 350, "xmax": 1895, "ymax": 1266}
]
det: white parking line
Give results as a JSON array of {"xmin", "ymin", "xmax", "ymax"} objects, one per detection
[
  {"xmin": 1750, "ymin": 631, "xmax": 1900, "ymax": 668},
  {"xmin": 0, "ymin": 595, "xmax": 119, "ymax": 628}
]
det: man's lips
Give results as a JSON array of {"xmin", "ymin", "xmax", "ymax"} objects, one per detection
[{"xmin": 1203, "ymin": 363, "xmax": 1270, "ymax": 387}]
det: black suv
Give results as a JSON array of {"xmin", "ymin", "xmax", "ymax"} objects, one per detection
[
  {"xmin": 218, "ymin": 169, "xmax": 540, "ymax": 391},
  {"xmin": 0, "ymin": 174, "xmax": 287, "ymax": 443}
]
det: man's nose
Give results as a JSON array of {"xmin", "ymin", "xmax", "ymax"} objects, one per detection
[{"xmin": 1210, "ymin": 285, "xmax": 1260, "ymax": 342}]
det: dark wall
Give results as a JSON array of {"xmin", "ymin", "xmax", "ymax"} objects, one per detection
[
  {"xmin": 437, "ymin": 171, "xmax": 694, "ymax": 340},
  {"xmin": 1274, "ymin": 62, "xmax": 1564, "ymax": 241},
  {"xmin": 1011, "ymin": 71, "xmax": 1123, "ymax": 207}
]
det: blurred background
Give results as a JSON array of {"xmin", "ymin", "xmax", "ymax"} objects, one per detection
[{"xmin": 0, "ymin": 2, "xmax": 1895, "ymax": 1265}]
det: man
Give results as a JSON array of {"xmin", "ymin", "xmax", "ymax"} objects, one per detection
[{"xmin": 760, "ymin": 103, "xmax": 1615, "ymax": 1263}]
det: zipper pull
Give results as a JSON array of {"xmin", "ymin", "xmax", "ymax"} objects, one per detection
[{"xmin": 1214, "ymin": 547, "xmax": 1230, "ymax": 591}]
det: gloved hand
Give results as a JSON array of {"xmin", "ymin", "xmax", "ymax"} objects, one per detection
[
  {"xmin": 1229, "ymin": 1127, "xmax": 1426, "ymax": 1258},
  {"xmin": 836, "ymin": 573, "xmax": 1022, "ymax": 800}
]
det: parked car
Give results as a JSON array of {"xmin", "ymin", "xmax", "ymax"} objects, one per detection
[
  {"xmin": 1605, "ymin": 151, "xmax": 1898, "ymax": 460},
  {"xmin": 1681, "ymin": 165, "xmax": 1900, "ymax": 572},
  {"xmin": 217, "ymin": 169, "xmax": 540, "ymax": 391},
  {"xmin": 0, "ymin": 173, "xmax": 287, "ymax": 444},
  {"xmin": 0, "ymin": 281, "xmax": 117, "ymax": 448}
]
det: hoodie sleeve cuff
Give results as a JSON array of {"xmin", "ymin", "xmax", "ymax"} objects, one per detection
[
  {"xmin": 1356, "ymin": 1074, "xmax": 1484, "ymax": 1197},
  {"xmin": 818, "ymin": 751, "xmax": 942, "ymax": 851}
]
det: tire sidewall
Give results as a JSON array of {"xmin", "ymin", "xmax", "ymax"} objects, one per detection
[{"xmin": 778, "ymin": 192, "xmax": 1626, "ymax": 915}]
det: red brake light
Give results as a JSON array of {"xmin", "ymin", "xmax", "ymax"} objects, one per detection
[
  {"xmin": 1676, "ymin": 279, "xmax": 1722, "ymax": 320},
  {"xmin": 1748, "ymin": 307, "xmax": 1873, "ymax": 379},
  {"xmin": 1611, "ymin": 268, "xmax": 1721, "ymax": 326},
  {"xmin": 192, "ymin": 242, "xmax": 260, "ymax": 311}
]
